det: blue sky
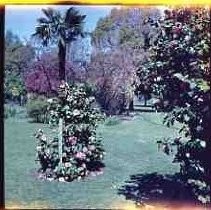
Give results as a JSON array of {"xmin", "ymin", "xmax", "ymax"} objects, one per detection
[{"xmin": 5, "ymin": 5, "xmax": 116, "ymax": 41}]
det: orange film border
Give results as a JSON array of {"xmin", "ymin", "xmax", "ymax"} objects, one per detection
[{"xmin": 1, "ymin": 0, "xmax": 211, "ymax": 5}]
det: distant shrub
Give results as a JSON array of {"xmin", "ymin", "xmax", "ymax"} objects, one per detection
[
  {"xmin": 26, "ymin": 97, "xmax": 49, "ymax": 123},
  {"xmin": 4, "ymin": 104, "xmax": 17, "ymax": 118},
  {"xmin": 105, "ymin": 116, "xmax": 120, "ymax": 126}
]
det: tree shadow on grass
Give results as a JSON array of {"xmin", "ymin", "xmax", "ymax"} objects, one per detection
[{"xmin": 118, "ymin": 172, "xmax": 203, "ymax": 208}]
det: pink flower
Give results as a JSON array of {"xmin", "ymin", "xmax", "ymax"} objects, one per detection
[
  {"xmin": 68, "ymin": 136, "xmax": 77, "ymax": 145},
  {"xmin": 75, "ymin": 152, "xmax": 86, "ymax": 160},
  {"xmin": 88, "ymin": 145, "xmax": 96, "ymax": 151},
  {"xmin": 82, "ymin": 163, "xmax": 86, "ymax": 168}
]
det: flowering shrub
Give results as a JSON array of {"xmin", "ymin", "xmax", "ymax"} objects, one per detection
[
  {"xmin": 138, "ymin": 7, "xmax": 211, "ymax": 204},
  {"xmin": 25, "ymin": 52, "xmax": 83, "ymax": 97},
  {"xmin": 35, "ymin": 81, "xmax": 105, "ymax": 181}
]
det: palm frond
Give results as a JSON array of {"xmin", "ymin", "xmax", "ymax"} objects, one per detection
[
  {"xmin": 32, "ymin": 7, "xmax": 86, "ymax": 47},
  {"xmin": 32, "ymin": 24, "xmax": 52, "ymax": 46},
  {"xmin": 37, "ymin": 17, "xmax": 50, "ymax": 24},
  {"xmin": 64, "ymin": 7, "xmax": 86, "ymax": 27},
  {"xmin": 42, "ymin": 7, "xmax": 55, "ymax": 21}
]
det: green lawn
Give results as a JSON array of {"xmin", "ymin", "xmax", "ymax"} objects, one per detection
[{"xmin": 5, "ymin": 113, "xmax": 180, "ymax": 209}]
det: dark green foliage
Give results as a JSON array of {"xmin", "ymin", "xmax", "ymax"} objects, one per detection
[
  {"xmin": 26, "ymin": 97, "xmax": 49, "ymax": 123},
  {"xmin": 4, "ymin": 104, "xmax": 17, "ymax": 118},
  {"xmin": 137, "ymin": 7, "xmax": 211, "ymax": 203},
  {"xmin": 92, "ymin": 17, "xmax": 113, "ymax": 42},
  {"xmin": 104, "ymin": 116, "xmax": 121, "ymax": 126},
  {"xmin": 5, "ymin": 30, "xmax": 35, "ymax": 104},
  {"xmin": 35, "ymin": 82, "xmax": 105, "ymax": 181},
  {"xmin": 4, "ymin": 104, "xmax": 27, "ymax": 119}
]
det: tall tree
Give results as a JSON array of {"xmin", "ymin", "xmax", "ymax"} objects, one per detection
[
  {"xmin": 33, "ymin": 7, "xmax": 86, "ymax": 81},
  {"xmin": 5, "ymin": 30, "xmax": 35, "ymax": 103},
  {"xmin": 89, "ymin": 8, "xmax": 160, "ymax": 114}
]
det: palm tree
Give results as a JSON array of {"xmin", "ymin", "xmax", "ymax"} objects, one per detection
[{"xmin": 33, "ymin": 7, "xmax": 86, "ymax": 81}]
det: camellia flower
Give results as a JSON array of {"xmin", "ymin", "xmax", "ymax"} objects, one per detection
[
  {"xmin": 186, "ymin": 153, "xmax": 190, "ymax": 158},
  {"xmin": 58, "ymin": 177, "xmax": 65, "ymax": 182},
  {"xmin": 36, "ymin": 145, "xmax": 42, "ymax": 151},
  {"xmin": 47, "ymin": 98, "xmax": 53, "ymax": 103},
  {"xmin": 41, "ymin": 135, "xmax": 47, "ymax": 142},
  {"xmin": 82, "ymin": 163, "xmax": 86, "ymax": 168},
  {"xmin": 66, "ymin": 95, "xmax": 72, "ymax": 102},
  {"xmin": 89, "ymin": 136, "xmax": 95, "ymax": 142},
  {"xmin": 73, "ymin": 109, "xmax": 80, "ymax": 116},
  {"xmin": 64, "ymin": 162, "xmax": 72, "ymax": 168},
  {"xmin": 82, "ymin": 147, "xmax": 88, "ymax": 153},
  {"xmin": 200, "ymin": 141, "xmax": 206, "ymax": 148},
  {"xmin": 88, "ymin": 145, "xmax": 96, "ymax": 151},
  {"xmin": 68, "ymin": 136, "xmax": 77, "ymax": 145},
  {"xmin": 75, "ymin": 152, "xmax": 86, "ymax": 160}
]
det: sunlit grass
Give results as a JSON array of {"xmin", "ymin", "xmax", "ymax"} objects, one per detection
[{"xmin": 5, "ymin": 113, "xmax": 179, "ymax": 209}]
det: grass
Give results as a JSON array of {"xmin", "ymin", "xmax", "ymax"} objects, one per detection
[{"xmin": 5, "ymin": 112, "xmax": 180, "ymax": 209}]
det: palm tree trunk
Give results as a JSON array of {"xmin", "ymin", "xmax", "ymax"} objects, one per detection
[{"xmin": 58, "ymin": 41, "xmax": 66, "ymax": 81}]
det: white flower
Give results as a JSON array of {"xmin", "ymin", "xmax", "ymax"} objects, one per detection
[
  {"xmin": 185, "ymin": 102, "xmax": 191, "ymax": 108},
  {"xmin": 82, "ymin": 163, "xmax": 86, "ymax": 168},
  {"xmin": 189, "ymin": 47, "xmax": 195, "ymax": 54},
  {"xmin": 156, "ymin": 76, "xmax": 161, "ymax": 82},
  {"xmin": 89, "ymin": 136, "xmax": 95, "ymax": 142},
  {"xmin": 47, "ymin": 98, "xmax": 53, "ymax": 103},
  {"xmin": 89, "ymin": 97, "xmax": 95, "ymax": 102},
  {"xmin": 184, "ymin": 35, "xmax": 190, "ymax": 41},
  {"xmin": 83, "ymin": 147, "xmax": 88, "ymax": 153},
  {"xmin": 41, "ymin": 135, "xmax": 47, "ymax": 141},
  {"xmin": 198, "ymin": 195, "xmax": 210, "ymax": 204},
  {"xmin": 58, "ymin": 177, "xmax": 65, "ymax": 182},
  {"xmin": 198, "ymin": 165, "xmax": 204, "ymax": 173},
  {"xmin": 36, "ymin": 146, "xmax": 42, "ymax": 151},
  {"xmin": 189, "ymin": 82, "xmax": 196, "ymax": 89},
  {"xmin": 73, "ymin": 109, "xmax": 80, "ymax": 116},
  {"xmin": 50, "ymin": 110, "xmax": 54, "ymax": 115},
  {"xmin": 66, "ymin": 95, "xmax": 72, "ymax": 101},
  {"xmin": 200, "ymin": 141, "xmax": 206, "ymax": 148},
  {"xmin": 64, "ymin": 162, "xmax": 72, "ymax": 168},
  {"xmin": 173, "ymin": 73, "xmax": 183, "ymax": 80},
  {"xmin": 100, "ymin": 154, "xmax": 103, "ymax": 159},
  {"xmin": 186, "ymin": 153, "xmax": 190, "ymax": 158}
]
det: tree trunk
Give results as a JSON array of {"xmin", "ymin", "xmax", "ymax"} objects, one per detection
[
  {"xmin": 58, "ymin": 41, "xmax": 66, "ymax": 81},
  {"xmin": 58, "ymin": 118, "xmax": 63, "ymax": 168}
]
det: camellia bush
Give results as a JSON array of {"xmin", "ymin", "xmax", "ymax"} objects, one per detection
[
  {"xmin": 35, "ymin": 81, "xmax": 105, "ymax": 182},
  {"xmin": 137, "ymin": 7, "xmax": 211, "ymax": 204}
]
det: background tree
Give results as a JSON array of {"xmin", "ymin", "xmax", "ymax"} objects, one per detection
[
  {"xmin": 33, "ymin": 7, "xmax": 86, "ymax": 81},
  {"xmin": 89, "ymin": 7, "xmax": 160, "ymax": 115},
  {"xmin": 25, "ymin": 52, "xmax": 67, "ymax": 97},
  {"xmin": 5, "ymin": 30, "xmax": 35, "ymax": 104}
]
